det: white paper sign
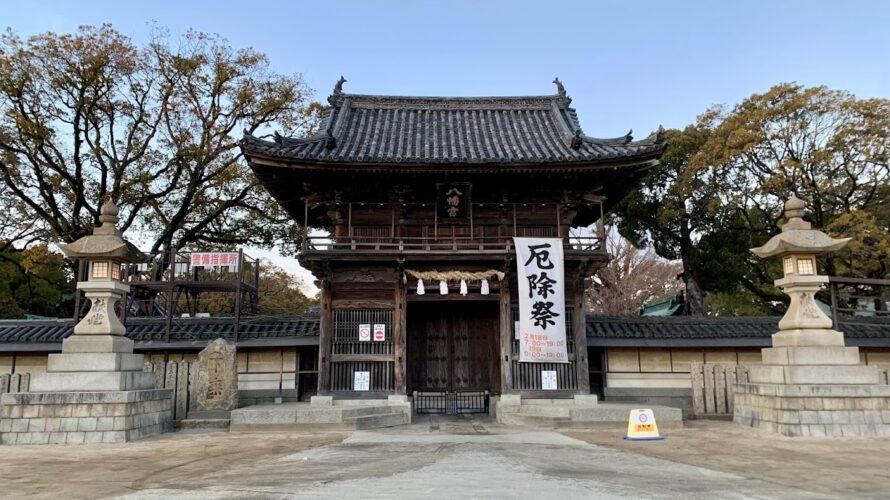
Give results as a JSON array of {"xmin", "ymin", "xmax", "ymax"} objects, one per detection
[
  {"xmin": 358, "ymin": 324, "xmax": 371, "ymax": 342},
  {"xmin": 373, "ymin": 323, "xmax": 386, "ymax": 342},
  {"xmin": 542, "ymin": 370, "xmax": 558, "ymax": 390},
  {"xmin": 514, "ymin": 321, "xmax": 520, "ymax": 340},
  {"xmin": 514, "ymin": 237, "xmax": 568, "ymax": 363},
  {"xmin": 354, "ymin": 371, "xmax": 370, "ymax": 391}
]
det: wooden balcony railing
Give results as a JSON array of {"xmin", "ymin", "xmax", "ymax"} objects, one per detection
[{"xmin": 301, "ymin": 235, "xmax": 604, "ymax": 254}]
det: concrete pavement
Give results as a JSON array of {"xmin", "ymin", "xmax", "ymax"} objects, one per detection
[{"xmin": 3, "ymin": 416, "xmax": 890, "ymax": 498}]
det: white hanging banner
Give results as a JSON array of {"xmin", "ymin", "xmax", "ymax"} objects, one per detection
[{"xmin": 514, "ymin": 237, "xmax": 568, "ymax": 363}]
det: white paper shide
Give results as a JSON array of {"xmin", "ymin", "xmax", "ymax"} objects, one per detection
[{"xmin": 514, "ymin": 237, "xmax": 568, "ymax": 363}]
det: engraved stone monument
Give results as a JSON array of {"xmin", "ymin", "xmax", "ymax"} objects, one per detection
[
  {"xmin": 0, "ymin": 201, "xmax": 173, "ymax": 444},
  {"xmin": 191, "ymin": 338, "xmax": 238, "ymax": 419},
  {"xmin": 734, "ymin": 195, "xmax": 890, "ymax": 437}
]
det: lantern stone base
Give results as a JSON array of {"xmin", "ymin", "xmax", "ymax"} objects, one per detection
[
  {"xmin": 733, "ymin": 383, "xmax": 890, "ymax": 437},
  {"xmin": 0, "ymin": 389, "xmax": 173, "ymax": 444},
  {"xmin": 29, "ymin": 335, "xmax": 156, "ymax": 392},
  {"xmin": 734, "ymin": 339, "xmax": 890, "ymax": 437},
  {"xmin": 0, "ymin": 329, "xmax": 174, "ymax": 444}
]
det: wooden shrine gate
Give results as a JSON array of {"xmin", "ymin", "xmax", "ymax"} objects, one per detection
[{"xmin": 407, "ymin": 301, "xmax": 499, "ymax": 414}]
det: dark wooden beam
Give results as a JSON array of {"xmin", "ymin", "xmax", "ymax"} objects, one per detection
[
  {"xmin": 572, "ymin": 271, "xmax": 590, "ymax": 394},
  {"xmin": 499, "ymin": 273, "xmax": 513, "ymax": 393},
  {"xmin": 317, "ymin": 280, "xmax": 333, "ymax": 394},
  {"xmin": 394, "ymin": 276, "xmax": 407, "ymax": 395}
]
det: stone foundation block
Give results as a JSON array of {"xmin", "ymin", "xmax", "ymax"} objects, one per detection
[
  {"xmin": 29, "ymin": 371, "xmax": 156, "ymax": 392},
  {"xmin": 47, "ymin": 352, "xmax": 145, "ymax": 372},
  {"xmin": 761, "ymin": 346, "xmax": 862, "ymax": 366},
  {"xmin": 771, "ymin": 329, "xmax": 846, "ymax": 347},
  {"xmin": 61, "ymin": 335, "xmax": 134, "ymax": 354},
  {"xmin": 734, "ymin": 382, "xmax": 890, "ymax": 437},
  {"xmin": 0, "ymin": 389, "xmax": 172, "ymax": 445},
  {"xmin": 747, "ymin": 364, "xmax": 883, "ymax": 385}
]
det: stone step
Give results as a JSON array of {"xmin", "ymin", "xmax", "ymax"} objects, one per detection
[
  {"xmin": 571, "ymin": 405, "xmax": 683, "ymax": 423},
  {"xmin": 498, "ymin": 412, "xmax": 571, "ymax": 429},
  {"xmin": 332, "ymin": 399, "xmax": 391, "ymax": 407},
  {"xmin": 346, "ymin": 412, "xmax": 409, "ymax": 430},
  {"xmin": 517, "ymin": 405, "xmax": 572, "ymax": 417},
  {"xmin": 176, "ymin": 419, "xmax": 230, "ymax": 430},
  {"xmin": 519, "ymin": 398, "xmax": 576, "ymax": 406},
  {"xmin": 339, "ymin": 405, "xmax": 394, "ymax": 419}
]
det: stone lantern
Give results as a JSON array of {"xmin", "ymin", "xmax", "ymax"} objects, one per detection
[
  {"xmin": 734, "ymin": 195, "xmax": 890, "ymax": 437},
  {"xmin": 750, "ymin": 195, "xmax": 850, "ymax": 343},
  {"xmin": 0, "ymin": 201, "xmax": 172, "ymax": 445},
  {"xmin": 59, "ymin": 201, "xmax": 144, "ymax": 337}
]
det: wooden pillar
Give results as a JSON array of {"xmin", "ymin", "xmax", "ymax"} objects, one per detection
[
  {"xmin": 318, "ymin": 280, "xmax": 333, "ymax": 394},
  {"xmin": 393, "ymin": 276, "xmax": 407, "ymax": 394},
  {"xmin": 499, "ymin": 272, "xmax": 513, "ymax": 393},
  {"xmin": 572, "ymin": 270, "xmax": 590, "ymax": 394}
]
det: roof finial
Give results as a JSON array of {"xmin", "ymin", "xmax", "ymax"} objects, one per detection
[
  {"xmin": 95, "ymin": 198, "xmax": 121, "ymax": 236},
  {"xmin": 781, "ymin": 194, "xmax": 810, "ymax": 231},
  {"xmin": 553, "ymin": 77, "xmax": 566, "ymax": 97},
  {"xmin": 333, "ymin": 76, "xmax": 346, "ymax": 95},
  {"xmin": 328, "ymin": 76, "xmax": 347, "ymax": 105}
]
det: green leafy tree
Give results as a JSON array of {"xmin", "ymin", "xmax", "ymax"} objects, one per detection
[
  {"xmin": 696, "ymin": 83, "xmax": 890, "ymax": 307},
  {"xmin": 614, "ymin": 122, "xmax": 722, "ymax": 314},
  {"xmin": 0, "ymin": 243, "xmax": 72, "ymax": 318},
  {"xmin": 0, "ymin": 25, "xmax": 317, "ymax": 262},
  {"xmin": 615, "ymin": 83, "xmax": 889, "ymax": 315},
  {"xmin": 256, "ymin": 263, "xmax": 319, "ymax": 315}
]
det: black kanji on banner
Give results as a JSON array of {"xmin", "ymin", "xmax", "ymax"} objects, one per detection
[{"xmin": 436, "ymin": 183, "xmax": 471, "ymax": 224}]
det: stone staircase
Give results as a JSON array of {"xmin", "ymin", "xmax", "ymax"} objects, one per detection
[{"xmin": 230, "ymin": 396, "xmax": 411, "ymax": 430}]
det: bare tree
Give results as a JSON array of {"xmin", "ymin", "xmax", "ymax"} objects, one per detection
[{"xmin": 588, "ymin": 234, "xmax": 684, "ymax": 315}]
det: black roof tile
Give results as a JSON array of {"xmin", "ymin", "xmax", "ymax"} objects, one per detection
[
  {"xmin": 0, "ymin": 316, "xmax": 319, "ymax": 350},
  {"xmin": 3, "ymin": 315, "xmax": 889, "ymax": 350},
  {"xmin": 241, "ymin": 82, "xmax": 666, "ymax": 166},
  {"xmin": 587, "ymin": 315, "xmax": 890, "ymax": 347}
]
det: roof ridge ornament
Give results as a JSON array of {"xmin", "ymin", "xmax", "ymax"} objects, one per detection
[
  {"xmin": 328, "ymin": 76, "xmax": 347, "ymax": 105},
  {"xmin": 552, "ymin": 77, "xmax": 572, "ymax": 106},
  {"xmin": 553, "ymin": 77, "xmax": 566, "ymax": 97},
  {"xmin": 571, "ymin": 129, "xmax": 582, "ymax": 150}
]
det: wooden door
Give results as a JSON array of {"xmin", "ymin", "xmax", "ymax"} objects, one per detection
[{"xmin": 407, "ymin": 302, "xmax": 499, "ymax": 392}]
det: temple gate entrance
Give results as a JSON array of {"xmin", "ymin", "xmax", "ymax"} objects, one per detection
[{"xmin": 407, "ymin": 301, "xmax": 499, "ymax": 413}]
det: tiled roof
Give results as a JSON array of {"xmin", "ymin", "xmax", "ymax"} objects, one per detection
[
  {"xmin": 241, "ymin": 79, "xmax": 666, "ymax": 166},
  {"xmin": 3, "ymin": 315, "xmax": 889, "ymax": 350},
  {"xmin": 587, "ymin": 315, "xmax": 890, "ymax": 347},
  {"xmin": 0, "ymin": 316, "xmax": 319, "ymax": 350}
]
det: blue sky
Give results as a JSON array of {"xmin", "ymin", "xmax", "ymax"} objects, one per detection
[
  {"xmin": 8, "ymin": 1, "xmax": 890, "ymax": 136},
  {"xmin": 6, "ymin": 0, "xmax": 890, "ymax": 291}
]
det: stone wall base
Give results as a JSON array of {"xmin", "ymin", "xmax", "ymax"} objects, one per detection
[
  {"xmin": 0, "ymin": 389, "xmax": 172, "ymax": 445},
  {"xmin": 734, "ymin": 383, "xmax": 890, "ymax": 437}
]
